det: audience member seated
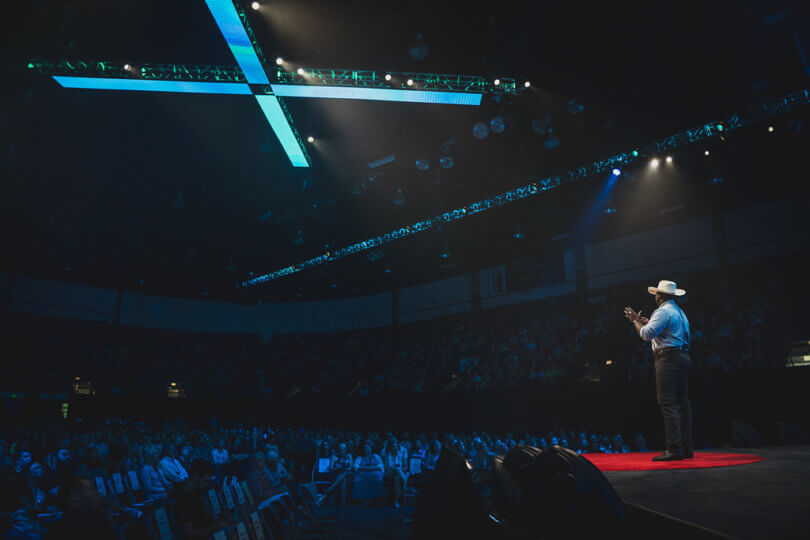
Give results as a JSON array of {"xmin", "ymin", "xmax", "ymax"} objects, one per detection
[
  {"xmin": 264, "ymin": 451, "xmax": 292, "ymax": 497},
  {"xmin": 211, "ymin": 441, "xmax": 229, "ymax": 467},
  {"xmin": 173, "ymin": 458, "xmax": 233, "ymax": 539},
  {"xmin": 246, "ymin": 452, "xmax": 280, "ymax": 509},
  {"xmin": 140, "ymin": 447, "xmax": 170, "ymax": 502},
  {"xmin": 13, "ymin": 461, "xmax": 49, "ymax": 510},
  {"xmin": 352, "ymin": 443, "xmax": 384, "ymax": 506},
  {"xmin": 381, "ymin": 437, "xmax": 407, "ymax": 508},
  {"xmin": 43, "ymin": 476, "xmax": 118, "ymax": 539},
  {"xmin": 327, "ymin": 443, "xmax": 354, "ymax": 507},
  {"xmin": 158, "ymin": 443, "xmax": 188, "ymax": 486}
]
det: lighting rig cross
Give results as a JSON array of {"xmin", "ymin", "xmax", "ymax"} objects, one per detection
[{"xmin": 28, "ymin": 0, "xmax": 518, "ymax": 168}]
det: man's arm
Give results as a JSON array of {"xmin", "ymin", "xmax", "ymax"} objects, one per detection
[
  {"xmin": 624, "ymin": 307, "xmax": 665, "ymax": 341},
  {"xmin": 638, "ymin": 309, "xmax": 668, "ymax": 341}
]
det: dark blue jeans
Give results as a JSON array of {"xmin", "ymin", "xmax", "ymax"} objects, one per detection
[{"xmin": 654, "ymin": 350, "xmax": 693, "ymax": 454}]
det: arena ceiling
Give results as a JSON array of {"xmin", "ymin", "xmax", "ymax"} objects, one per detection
[{"xmin": 1, "ymin": 0, "xmax": 808, "ymax": 302}]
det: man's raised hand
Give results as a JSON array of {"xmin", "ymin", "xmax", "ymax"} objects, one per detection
[{"xmin": 624, "ymin": 307, "xmax": 642, "ymax": 323}]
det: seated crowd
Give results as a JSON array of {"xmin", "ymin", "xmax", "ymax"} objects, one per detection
[
  {"xmin": 4, "ymin": 255, "xmax": 798, "ymax": 401},
  {"xmin": 0, "ymin": 419, "xmax": 644, "ymax": 538}
]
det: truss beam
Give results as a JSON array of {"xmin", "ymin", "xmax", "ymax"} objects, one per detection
[{"xmin": 242, "ymin": 88, "xmax": 810, "ymax": 286}]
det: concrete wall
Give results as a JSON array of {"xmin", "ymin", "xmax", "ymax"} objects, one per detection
[
  {"xmin": 724, "ymin": 199, "xmax": 810, "ymax": 263},
  {"xmin": 398, "ymin": 275, "xmax": 472, "ymax": 323},
  {"xmin": 585, "ymin": 217, "xmax": 718, "ymax": 291}
]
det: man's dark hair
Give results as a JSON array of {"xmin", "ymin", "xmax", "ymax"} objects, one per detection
[
  {"xmin": 57, "ymin": 475, "xmax": 90, "ymax": 509},
  {"xmin": 188, "ymin": 457, "xmax": 212, "ymax": 479}
]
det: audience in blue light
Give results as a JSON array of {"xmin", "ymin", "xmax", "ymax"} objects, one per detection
[{"xmin": 0, "ymin": 418, "xmax": 642, "ymax": 537}]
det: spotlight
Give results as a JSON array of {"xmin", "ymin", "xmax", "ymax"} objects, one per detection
[
  {"xmin": 612, "ymin": 168, "xmax": 621, "ymax": 176},
  {"xmin": 275, "ymin": 57, "xmax": 283, "ymax": 65},
  {"xmin": 543, "ymin": 128, "xmax": 560, "ymax": 149},
  {"xmin": 473, "ymin": 122, "xmax": 490, "ymax": 139},
  {"xmin": 393, "ymin": 187, "xmax": 406, "ymax": 206},
  {"xmin": 306, "ymin": 136, "xmax": 314, "ymax": 143},
  {"xmin": 251, "ymin": 1, "xmax": 260, "ymax": 10},
  {"xmin": 717, "ymin": 123, "xmax": 724, "ymax": 131},
  {"xmin": 406, "ymin": 78, "xmax": 414, "ymax": 86},
  {"xmin": 632, "ymin": 150, "xmax": 639, "ymax": 157},
  {"xmin": 567, "ymin": 99, "xmax": 585, "ymax": 114},
  {"xmin": 297, "ymin": 67, "xmax": 305, "ymax": 75},
  {"xmin": 123, "ymin": 64, "xmax": 130, "ymax": 70},
  {"xmin": 494, "ymin": 78, "xmax": 501, "ymax": 86},
  {"xmin": 524, "ymin": 80, "xmax": 531, "ymax": 88},
  {"xmin": 650, "ymin": 158, "xmax": 660, "ymax": 167},
  {"xmin": 666, "ymin": 156, "xmax": 673, "ymax": 163},
  {"xmin": 704, "ymin": 150, "xmax": 710, "ymax": 156},
  {"xmin": 768, "ymin": 125, "xmax": 774, "ymax": 132},
  {"xmin": 385, "ymin": 73, "xmax": 392, "ymax": 81}
]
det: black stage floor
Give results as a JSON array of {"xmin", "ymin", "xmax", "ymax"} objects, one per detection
[{"xmin": 604, "ymin": 445, "xmax": 810, "ymax": 539}]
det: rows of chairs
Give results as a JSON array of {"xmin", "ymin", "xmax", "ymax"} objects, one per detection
[{"xmin": 85, "ymin": 467, "xmax": 334, "ymax": 539}]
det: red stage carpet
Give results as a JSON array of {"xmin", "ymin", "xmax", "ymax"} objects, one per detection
[{"xmin": 583, "ymin": 451, "xmax": 764, "ymax": 471}]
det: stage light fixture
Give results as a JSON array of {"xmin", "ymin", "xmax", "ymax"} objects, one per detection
[
  {"xmin": 473, "ymin": 121, "xmax": 489, "ymax": 139},
  {"xmin": 407, "ymin": 78, "xmax": 414, "ymax": 86},
  {"xmin": 717, "ymin": 123, "xmax": 724, "ymax": 131},
  {"xmin": 123, "ymin": 64, "xmax": 130, "ymax": 71},
  {"xmin": 251, "ymin": 1, "xmax": 260, "ymax": 9},
  {"xmin": 650, "ymin": 158, "xmax": 660, "ymax": 167},
  {"xmin": 704, "ymin": 150, "xmax": 710, "ymax": 156},
  {"xmin": 297, "ymin": 67, "xmax": 304, "ymax": 75},
  {"xmin": 568, "ymin": 99, "xmax": 585, "ymax": 114},
  {"xmin": 393, "ymin": 187, "xmax": 406, "ymax": 206},
  {"xmin": 275, "ymin": 57, "xmax": 283, "ymax": 65},
  {"xmin": 524, "ymin": 80, "xmax": 531, "ymax": 88},
  {"xmin": 768, "ymin": 125, "xmax": 774, "ymax": 132},
  {"xmin": 666, "ymin": 156, "xmax": 673, "ymax": 163},
  {"xmin": 494, "ymin": 78, "xmax": 500, "ymax": 86},
  {"xmin": 385, "ymin": 73, "xmax": 392, "ymax": 81},
  {"xmin": 612, "ymin": 168, "xmax": 621, "ymax": 176},
  {"xmin": 543, "ymin": 128, "xmax": 560, "ymax": 149},
  {"xmin": 632, "ymin": 150, "xmax": 639, "ymax": 157},
  {"xmin": 307, "ymin": 135, "xmax": 314, "ymax": 143}
]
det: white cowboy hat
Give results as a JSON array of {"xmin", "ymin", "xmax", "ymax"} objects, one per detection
[{"xmin": 648, "ymin": 279, "xmax": 686, "ymax": 296}]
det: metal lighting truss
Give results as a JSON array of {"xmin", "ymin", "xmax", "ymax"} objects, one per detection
[
  {"xmin": 242, "ymin": 88, "xmax": 810, "ymax": 286},
  {"xmin": 28, "ymin": 0, "xmax": 517, "ymax": 167}
]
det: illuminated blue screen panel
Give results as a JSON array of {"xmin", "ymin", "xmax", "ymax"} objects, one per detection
[
  {"xmin": 204, "ymin": 0, "xmax": 269, "ymax": 84},
  {"xmin": 53, "ymin": 76, "xmax": 253, "ymax": 95},
  {"xmin": 254, "ymin": 95, "xmax": 309, "ymax": 167},
  {"xmin": 270, "ymin": 84, "xmax": 483, "ymax": 105}
]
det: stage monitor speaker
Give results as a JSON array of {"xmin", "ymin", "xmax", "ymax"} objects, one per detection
[
  {"xmin": 497, "ymin": 444, "xmax": 626, "ymax": 537},
  {"xmin": 414, "ymin": 446, "xmax": 494, "ymax": 539}
]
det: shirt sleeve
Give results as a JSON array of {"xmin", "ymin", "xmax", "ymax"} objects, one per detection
[{"xmin": 640, "ymin": 307, "xmax": 669, "ymax": 341}]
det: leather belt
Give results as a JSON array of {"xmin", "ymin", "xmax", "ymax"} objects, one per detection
[{"xmin": 654, "ymin": 345, "xmax": 689, "ymax": 356}]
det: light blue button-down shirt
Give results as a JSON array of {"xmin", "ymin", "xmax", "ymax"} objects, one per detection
[{"xmin": 640, "ymin": 300, "xmax": 690, "ymax": 352}]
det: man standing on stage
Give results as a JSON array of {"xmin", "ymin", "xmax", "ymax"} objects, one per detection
[{"xmin": 624, "ymin": 280, "xmax": 693, "ymax": 461}]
